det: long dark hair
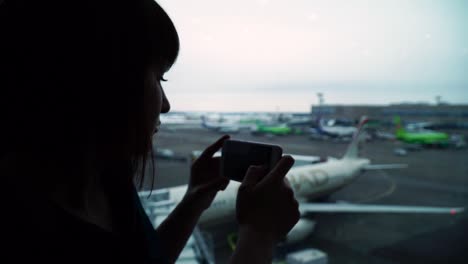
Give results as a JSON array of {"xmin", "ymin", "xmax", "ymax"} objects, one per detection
[{"xmin": 0, "ymin": 0, "xmax": 179, "ymax": 194}]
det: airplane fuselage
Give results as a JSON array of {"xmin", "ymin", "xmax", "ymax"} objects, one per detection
[
  {"xmin": 320, "ymin": 126, "xmax": 356, "ymax": 138},
  {"xmin": 156, "ymin": 157, "xmax": 371, "ymax": 224},
  {"xmin": 287, "ymin": 158, "xmax": 369, "ymax": 199}
]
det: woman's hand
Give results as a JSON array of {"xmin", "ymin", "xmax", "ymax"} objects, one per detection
[
  {"xmin": 236, "ymin": 156, "xmax": 300, "ymax": 243},
  {"xmin": 155, "ymin": 136, "xmax": 230, "ymax": 263},
  {"xmin": 184, "ymin": 135, "xmax": 231, "ymax": 211}
]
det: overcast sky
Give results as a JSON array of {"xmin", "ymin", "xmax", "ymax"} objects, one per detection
[{"xmin": 157, "ymin": 0, "xmax": 468, "ymax": 112}]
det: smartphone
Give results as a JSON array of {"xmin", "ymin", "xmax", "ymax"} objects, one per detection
[{"xmin": 221, "ymin": 139, "xmax": 283, "ymax": 182}]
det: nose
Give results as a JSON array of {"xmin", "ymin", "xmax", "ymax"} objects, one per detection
[{"xmin": 161, "ymin": 89, "xmax": 170, "ymax": 113}]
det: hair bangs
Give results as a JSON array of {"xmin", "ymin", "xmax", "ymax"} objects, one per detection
[{"xmin": 145, "ymin": 0, "xmax": 180, "ymax": 74}]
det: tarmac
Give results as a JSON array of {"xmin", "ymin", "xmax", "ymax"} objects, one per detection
[{"xmin": 146, "ymin": 127, "xmax": 468, "ymax": 264}]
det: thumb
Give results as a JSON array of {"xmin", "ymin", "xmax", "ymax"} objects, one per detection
[{"xmin": 241, "ymin": 165, "xmax": 267, "ymax": 188}]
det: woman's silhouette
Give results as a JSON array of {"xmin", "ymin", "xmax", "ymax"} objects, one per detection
[{"xmin": 0, "ymin": 0, "xmax": 299, "ymax": 263}]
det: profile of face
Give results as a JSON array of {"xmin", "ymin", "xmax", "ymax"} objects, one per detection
[
  {"xmin": 140, "ymin": 1, "xmax": 178, "ymax": 138},
  {"xmin": 146, "ymin": 67, "xmax": 171, "ymax": 135}
]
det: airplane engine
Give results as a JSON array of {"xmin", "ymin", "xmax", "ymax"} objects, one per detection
[{"xmin": 285, "ymin": 218, "xmax": 316, "ymax": 244}]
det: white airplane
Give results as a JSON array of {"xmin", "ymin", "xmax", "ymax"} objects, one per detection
[
  {"xmin": 159, "ymin": 113, "xmax": 202, "ymax": 130},
  {"xmin": 201, "ymin": 115, "xmax": 241, "ymax": 133},
  {"xmin": 139, "ymin": 117, "xmax": 464, "ymax": 244},
  {"xmin": 201, "ymin": 115, "xmax": 257, "ymax": 133},
  {"xmin": 310, "ymin": 117, "xmax": 357, "ymax": 139}
]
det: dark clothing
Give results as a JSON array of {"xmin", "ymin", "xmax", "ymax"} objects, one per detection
[{"xmin": 3, "ymin": 184, "xmax": 168, "ymax": 263}]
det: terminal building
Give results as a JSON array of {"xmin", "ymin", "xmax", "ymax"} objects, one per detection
[{"xmin": 310, "ymin": 104, "xmax": 468, "ymax": 128}]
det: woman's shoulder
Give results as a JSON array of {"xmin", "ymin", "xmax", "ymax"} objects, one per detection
[
  {"xmin": 1, "ymin": 182, "xmax": 136, "ymax": 262},
  {"xmin": 1, "ymin": 154, "xmax": 118, "ymax": 245}
]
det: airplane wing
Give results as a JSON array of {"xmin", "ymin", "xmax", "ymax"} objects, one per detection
[
  {"xmin": 290, "ymin": 154, "xmax": 321, "ymax": 163},
  {"xmin": 299, "ymin": 203, "xmax": 464, "ymax": 214},
  {"xmin": 287, "ymin": 154, "xmax": 324, "ymax": 167},
  {"xmin": 364, "ymin": 164, "xmax": 408, "ymax": 170}
]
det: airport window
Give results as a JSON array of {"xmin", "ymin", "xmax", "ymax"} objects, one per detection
[{"xmin": 150, "ymin": 0, "xmax": 468, "ymax": 263}]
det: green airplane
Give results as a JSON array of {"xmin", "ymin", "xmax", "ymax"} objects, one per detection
[
  {"xmin": 252, "ymin": 123, "xmax": 293, "ymax": 136},
  {"xmin": 394, "ymin": 116, "xmax": 449, "ymax": 145}
]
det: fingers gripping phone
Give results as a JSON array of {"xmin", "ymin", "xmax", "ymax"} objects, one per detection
[{"xmin": 221, "ymin": 139, "xmax": 283, "ymax": 182}]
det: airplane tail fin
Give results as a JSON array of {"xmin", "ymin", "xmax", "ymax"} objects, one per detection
[
  {"xmin": 315, "ymin": 116, "xmax": 325, "ymax": 133},
  {"xmin": 342, "ymin": 116, "xmax": 368, "ymax": 159},
  {"xmin": 201, "ymin": 115, "xmax": 210, "ymax": 129},
  {"xmin": 394, "ymin": 116, "xmax": 405, "ymax": 137}
]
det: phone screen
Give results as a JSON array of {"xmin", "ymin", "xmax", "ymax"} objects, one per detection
[{"xmin": 222, "ymin": 140, "xmax": 281, "ymax": 182}]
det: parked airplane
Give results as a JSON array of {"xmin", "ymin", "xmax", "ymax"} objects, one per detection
[
  {"xmin": 158, "ymin": 113, "xmax": 202, "ymax": 131},
  {"xmin": 139, "ymin": 117, "xmax": 464, "ymax": 244},
  {"xmin": 251, "ymin": 123, "xmax": 293, "ymax": 136},
  {"xmin": 310, "ymin": 117, "xmax": 357, "ymax": 139},
  {"xmin": 201, "ymin": 115, "xmax": 253, "ymax": 133},
  {"xmin": 394, "ymin": 116, "xmax": 450, "ymax": 146}
]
